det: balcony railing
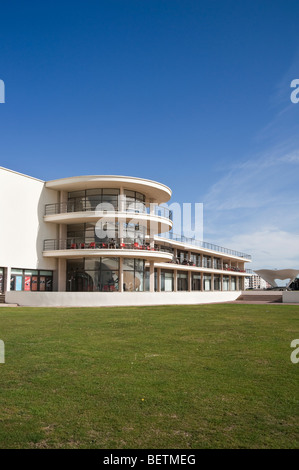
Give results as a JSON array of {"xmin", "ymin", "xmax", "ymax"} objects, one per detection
[
  {"xmin": 44, "ymin": 201, "xmax": 172, "ymax": 221},
  {"xmin": 43, "ymin": 238, "xmax": 168, "ymax": 253},
  {"xmin": 157, "ymin": 233, "xmax": 252, "ymax": 260}
]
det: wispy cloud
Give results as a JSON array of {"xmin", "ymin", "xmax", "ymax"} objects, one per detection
[{"xmin": 202, "ymin": 58, "xmax": 299, "ymax": 270}]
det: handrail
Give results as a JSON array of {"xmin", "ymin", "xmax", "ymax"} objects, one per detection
[
  {"xmin": 157, "ymin": 233, "xmax": 252, "ymax": 260},
  {"xmin": 44, "ymin": 201, "xmax": 172, "ymax": 220},
  {"xmin": 43, "ymin": 238, "xmax": 167, "ymax": 253}
]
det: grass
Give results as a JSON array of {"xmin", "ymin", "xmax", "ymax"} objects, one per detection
[{"xmin": 0, "ymin": 303, "xmax": 298, "ymax": 449}]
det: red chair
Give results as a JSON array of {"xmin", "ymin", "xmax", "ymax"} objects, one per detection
[
  {"xmin": 134, "ymin": 242, "xmax": 139, "ymax": 249},
  {"xmin": 71, "ymin": 243, "xmax": 77, "ymax": 249},
  {"xmin": 120, "ymin": 243, "xmax": 126, "ymax": 249},
  {"xmin": 89, "ymin": 242, "xmax": 96, "ymax": 249},
  {"xmin": 80, "ymin": 243, "xmax": 85, "ymax": 249},
  {"xmin": 102, "ymin": 243, "xmax": 108, "ymax": 248}
]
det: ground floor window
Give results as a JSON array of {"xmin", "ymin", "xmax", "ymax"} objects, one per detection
[
  {"xmin": 192, "ymin": 273, "xmax": 201, "ymax": 291},
  {"xmin": 67, "ymin": 257, "xmax": 147, "ymax": 292},
  {"xmin": 177, "ymin": 272, "xmax": 188, "ymax": 291},
  {"xmin": 231, "ymin": 276, "xmax": 237, "ymax": 291},
  {"xmin": 10, "ymin": 269, "xmax": 53, "ymax": 292},
  {"xmin": 67, "ymin": 258, "xmax": 119, "ymax": 292},
  {"xmin": 123, "ymin": 258, "xmax": 145, "ymax": 292},
  {"xmin": 161, "ymin": 270, "xmax": 174, "ymax": 292},
  {"xmin": 203, "ymin": 274, "xmax": 212, "ymax": 291},
  {"xmin": 214, "ymin": 275, "xmax": 221, "ymax": 291},
  {"xmin": 223, "ymin": 276, "xmax": 229, "ymax": 291}
]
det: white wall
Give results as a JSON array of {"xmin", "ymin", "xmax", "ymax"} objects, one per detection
[
  {"xmin": 0, "ymin": 167, "xmax": 58, "ymax": 271},
  {"xmin": 282, "ymin": 292, "xmax": 299, "ymax": 303},
  {"xmin": 5, "ymin": 290, "xmax": 241, "ymax": 307}
]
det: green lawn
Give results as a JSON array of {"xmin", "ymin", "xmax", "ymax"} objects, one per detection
[{"xmin": 0, "ymin": 304, "xmax": 298, "ymax": 449}]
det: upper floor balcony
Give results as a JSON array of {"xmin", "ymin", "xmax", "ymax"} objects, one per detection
[
  {"xmin": 44, "ymin": 200, "xmax": 173, "ymax": 234},
  {"xmin": 43, "ymin": 237, "xmax": 174, "ymax": 263}
]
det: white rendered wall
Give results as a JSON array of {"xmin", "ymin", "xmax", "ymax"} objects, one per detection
[
  {"xmin": 5, "ymin": 291, "xmax": 241, "ymax": 307},
  {"xmin": 0, "ymin": 167, "xmax": 58, "ymax": 271},
  {"xmin": 282, "ymin": 292, "xmax": 299, "ymax": 303}
]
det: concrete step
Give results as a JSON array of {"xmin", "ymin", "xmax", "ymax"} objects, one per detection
[
  {"xmin": 237, "ymin": 294, "xmax": 282, "ymax": 303},
  {"xmin": 0, "ymin": 294, "xmax": 6, "ymax": 303}
]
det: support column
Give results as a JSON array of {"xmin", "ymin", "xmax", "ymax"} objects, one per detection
[
  {"xmin": 221, "ymin": 274, "xmax": 223, "ymax": 291},
  {"xmin": 149, "ymin": 262, "xmax": 155, "ymax": 292},
  {"xmin": 211, "ymin": 273, "xmax": 214, "ymax": 291},
  {"xmin": 58, "ymin": 258, "xmax": 67, "ymax": 292},
  {"xmin": 119, "ymin": 258, "xmax": 123, "ymax": 292},
  {"xmin": 174, "ymin": 270, "xmax": 178, "ymax": 292},
  {"xmin": 229, "ymin": 276, "xmax": 232, "ymax": 291},
  {"xmin": 200, "ymin": 272, "xmax": 204, "ymax": 291},
  {"xmin": 188, "ymin": 270, "xmax": 192, "ymax": 292},
  {"xmin": 157, "ymin": 268, "xmax": 161, "ymax": 292},
  {"xmin": 5, "ymin": 266, "xmax": 11, "ymax": 292}
]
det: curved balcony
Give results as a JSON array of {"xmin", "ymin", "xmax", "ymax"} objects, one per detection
[
  {"xmin": 43, "ymin": 238, "xmax": 174, "ymax": 263},
  {"xmin": 44, "ymin": 202, "xmax": 173, "ymax": 234},
  {"xmin": 45, "ymin": 175, "xmax": 172, "ymax": 204}
]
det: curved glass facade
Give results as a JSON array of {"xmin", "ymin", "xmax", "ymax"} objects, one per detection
[{"xmin": 66, "ymin": 257, "xmax": 146, "ymax": 292}]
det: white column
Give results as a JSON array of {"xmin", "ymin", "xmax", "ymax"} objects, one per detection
[
  {"xmin": 149, "ymin": 261, "xmax": 155, "ymax": 292},
  {"xmin": 174, "ymin": 270, "xmax": 178, "ymax": 292},
  {"xmin": 5, "ymin": 266, "xmax": 11, "ymax": 292},
  {"xmin": 119, "ymin": 258, "xmax": 123, "ymax": 292},
  {"xmin": 157, "ymin": 268, "xmax": 161, "ymax": 292},
  {"xmin": 58, "ymin": 258, "xmax": 67, "ymax": 292},
  {"xmin": 188, "ymin": 270, "xmax": 192, "ymax": 292}
]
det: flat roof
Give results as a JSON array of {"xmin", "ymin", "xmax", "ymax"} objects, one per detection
[{"xmin": 46, "ymin": 175, "xmax": 172, "ymax": 204}]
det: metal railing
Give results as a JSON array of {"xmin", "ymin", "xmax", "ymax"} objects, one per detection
[
  {"xmin": 45, "ymin": 201, "xmax": 172, "ymax": 221},
  {"xmin": 157, "ymin": 233, "xmax": 252, "ymax": 259},
  {"xmin": 43, "ymin": 238, "xmax": 169, "ymax": 253}
]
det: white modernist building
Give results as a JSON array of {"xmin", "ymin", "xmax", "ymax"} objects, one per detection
[{"xmin": 0, "ymin": 166, "xmax": 252, "ymax": 307}]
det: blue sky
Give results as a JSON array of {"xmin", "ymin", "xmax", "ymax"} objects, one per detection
[{"xmin": 1, "ymin": 0, "xmax": 299, "ymax": 270}]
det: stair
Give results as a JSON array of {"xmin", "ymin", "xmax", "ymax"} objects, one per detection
[
  {"xmin": 237, "ymin": 294, "xmax": 282, "ymax": 303},
  {"xmin": 0, "ymin": 294, "xmax": 5, "ymax": 303}
]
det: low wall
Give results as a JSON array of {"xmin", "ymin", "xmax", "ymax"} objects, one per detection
[
  {"xmin": 282, "ymin": 292, "xmax": 299, "ymax": 303},
  {"xmin": 5, "ymin": 291, "xmax": 241, "ymax": 307}
]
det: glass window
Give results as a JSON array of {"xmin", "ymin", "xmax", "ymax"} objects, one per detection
[
  {"xmin": 223, "ymin": 276, "xmax": 229, "ymax": 291},
  {"xmin": 214, "ymin": 276, "xmax": 221, "ymax": 291},
  {"xmin": 161, "ymin": 270, "xmax": 174, "ymax": 292},
  {"xmin": 192, "ymin": 273, "xmax": 201, "ymax": 291},
  {"xmin": 204, "ymin": 274, "xmax": 212, "ymax": 291},
  {"xmin": 123, "ymin": 258, "xmax": 145, "ymax": 292},
  {"xmin": 177, "ymin": 272, "xmax": 188, "ymax": 291}
]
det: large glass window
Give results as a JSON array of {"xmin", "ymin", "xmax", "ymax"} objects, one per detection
[
  {"xmin": 68, "ymin": 188, "xmax": 120, "ymax": 212},
  {"xmin": 214, "ymin": 275, "xmax": 221, "ymax": 291},
  {"xmin": 192, "ymin": 273, "xmax": 201, "ymax": 291},
  {"xmin": 10, "ymin": 269, "xmax": 53, "ymax": 292},
  {"xmin": 203, "ymin": 256, "xmax": 212, "ymax": 268},
  {"xmin": 203, "ymin": 274, "xmax": 212, "ymax": 291},
  {"xmin": 177, "ymin": 272, "xmax": 188, "ymax": 291},
  {"xmin": 223, "ymin": 276, "xmax": 229, "ymax": 291},
  {"xmin": 123, "ymin": 258, "xmax": 145, "ymax": 292},
  {"xmin": 231, "ymin": 276, "xmax": 236, "ymax": 291},
  {"xmin": 67, "ymin": 258, "xmax": 119, "ymax": 292},
  {"xmin": 213, "ymin": 258, "xmax": 221, "ymax": 270},
  {"xmin": 124, "ymin": 190, "xmax": 146, "ymax": 213},
  {"xmin": 190, "ymin": 253, "xmax": 201, "ymax": 267},
  {"xmin": 161, "ymin": 270, "xmax": 174, "ymax": 292}
]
